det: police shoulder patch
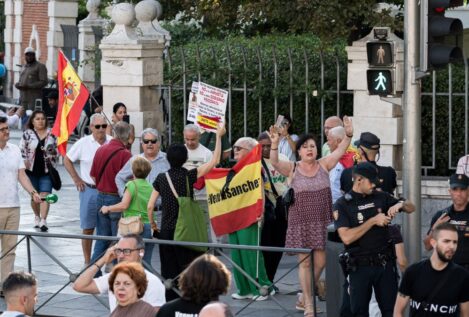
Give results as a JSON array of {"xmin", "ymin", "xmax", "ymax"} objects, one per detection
[{"xmin": 333, "ymin": 210, "xmax": 339, "ymax": 221}]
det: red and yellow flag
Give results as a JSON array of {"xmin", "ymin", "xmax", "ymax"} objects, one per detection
[
  {"xmin": 205, "ymin": 144, "xmax": 263, "ymax": 236},
  {"xmin": 52, "ymin": 50, "xmax": 90, "ymax": 155}
]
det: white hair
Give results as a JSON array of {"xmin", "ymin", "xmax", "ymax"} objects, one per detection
[
  {"xmin": 90, "ymin": 113, "xmax": 105, "ymax": 125},
  {"xmin": 329, "ymin": 126, "xmax": 345, "ymax": 140},
  {"xmin": 235, "ymin": 137, "xmax": 258, "ymax": 150},
  {"xmin": 183, "ymin": 124, "xmax": 200, "ymax": 134},
  {"xmin": 140, "ymin": 128, "xmax": 159, "ymax": 140}
]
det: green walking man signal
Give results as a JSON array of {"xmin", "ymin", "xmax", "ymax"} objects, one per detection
[{"xmin": 366, "ymin": 41, "xmax": 395, "ymax": 96}]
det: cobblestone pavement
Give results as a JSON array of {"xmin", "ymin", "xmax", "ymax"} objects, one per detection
[{"xmin": 0, "ymin": 130, "xmax": 327, "ymax": 316}]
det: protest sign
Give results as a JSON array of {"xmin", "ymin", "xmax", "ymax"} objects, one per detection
[{"xmin": 195, "ymin": 82, "xmax": 228, "ymax": 131}]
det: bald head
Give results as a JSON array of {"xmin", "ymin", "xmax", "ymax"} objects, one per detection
[
  {"xmin": 199, "ymin": 302, "xmax": 233, "ymax": 317},
  {"xmin": 324, "ymin": 116, "xmax": 344, "ymax": 137}
]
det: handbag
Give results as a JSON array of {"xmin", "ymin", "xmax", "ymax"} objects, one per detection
[
  {"xmin": 118, "ymin": 181, "xmax": 144, "ymax": 235},
  {"xmin": 281, "ymin": 162, "xmax": 297, "ymax": 217},
  {"xmin": 165, "ymin": 172, "xmax": 208, "ymax": 252},
  {"xmin": 46, "ymin": 159, "xmax": 62, "ymax": 191}
]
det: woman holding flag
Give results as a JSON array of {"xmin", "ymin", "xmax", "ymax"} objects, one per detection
[{"xmin": 268, "ymin": 116, "xmax": 353, "ymax": 316}]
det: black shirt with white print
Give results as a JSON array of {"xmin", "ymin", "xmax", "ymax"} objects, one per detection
[{"xmin": 399, "ymin": 259, "xmax": 469, "ymax": 316}]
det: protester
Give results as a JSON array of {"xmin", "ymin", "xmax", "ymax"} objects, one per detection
[
  {"xmin": 268, "ymin": 116, "xmax": 353, "ymax": 315},
  {"xmin": 258, "ymin": 132, "xmax": 289, "ymax": 284},
  {"xmin": 456, "ymin": 154, "xmax": 469, "ymax": 177},
  {"xmin": 64, "ymin": 113, "xmax": 112, "ymax": 266},
  {"xmin": 15, "ymin": 47, "xmax": 48, "ymax": 111},
  {"xmin": 106, "ymin": 102, "xmax": 135, "ymax": 151},
  {"xmin": 229, "ymin": 137, "xmax": 272, "ymax": 301},
  {"xmin": 147, "ymin": 124, "xmax": 225, "ymax": 301},
  {"xmin": 156, "ymin": 254, "xmax": 231, "ymax": 317},
  {"xmin": 101, "ymin": 157, "xmax": 154, "ymax": 265},
  {"xmin": 321, "ymin": 116, "xmax": 344, "ymax": 157},
  {"xmin": 277, "ymin": 114, "xmax": 298, "ymax": 161},
  {"xmin": 0, "ymin": 271, "xmax": 38, "ymax": 317},
  {"xmin": 44, "ymin": 90, "xmax": 58, "ymax": 126},
  {"xmin": 90, "ymin": 121, "xmax": 132, "ymax": 273},
  {"xmin": 394, "ymin": 223, "xmax": 469, "ymax": 317},
  {"xmin": 0, "ymin": 107, "xmax": 25, "ymax": 128},
  {"xmin": 73, "ymin": 234, "xmax": 165, "ymax": 312},
  {"xmin": 0, "ymin": 117, "xmax": 41, "ymax": 293},
  {"xmin": 108, "ymin": 262, "xmax": 159, "ymax": 317},
  {"xmin": 19, "ymin": 110, "xmax": 58, "ymax": 232},
  {"xmin": 199, "ymin": 302, "xmax": 234, "ymax": 317}
]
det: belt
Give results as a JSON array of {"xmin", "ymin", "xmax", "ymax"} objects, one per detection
[
  {"xmin": 85, "ymin": 183, "xmax": 96, "ymax": 189},
  {"xmin": 98, "ymin": 191, "xmax": 119, "ymax": 196}
]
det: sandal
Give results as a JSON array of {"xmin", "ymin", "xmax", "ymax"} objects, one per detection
[
  {"xmin": 303, "ymin": 303, "xmax": 322, "ymax": 316},
  {"xmin": 296, "ymin": 293, "xmax": 305, "ymax": 311}
]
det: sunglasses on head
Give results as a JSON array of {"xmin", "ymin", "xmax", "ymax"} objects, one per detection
[
  {"xmin": 93, "ymin": 124, "xmax": 108, "ymax": 129},
  {"xmin": 142, "ymin": 139, "xmax": 158, "ymax": 144}
]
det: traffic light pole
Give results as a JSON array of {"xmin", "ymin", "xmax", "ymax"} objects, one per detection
[{"xmin": 403, "ymin": 0, "xmax": 422, "ymax": 263}]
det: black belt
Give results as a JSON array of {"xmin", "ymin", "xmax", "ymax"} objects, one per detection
[
  {"xmin": 98, "ymin": 191, "xmax": 119, "ymax": 196},
  {"xmin": 85, "ymin": 183, "xmax": 96, "ymax": 189}
]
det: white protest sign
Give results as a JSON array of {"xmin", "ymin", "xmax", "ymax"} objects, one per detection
[
  {"xmin": 195, "ymin": 82, "xmax": 228, "ymax": 132},
  {"xmin": 186, "ymin": 82, "xmax": 199, "ymax": 123}
]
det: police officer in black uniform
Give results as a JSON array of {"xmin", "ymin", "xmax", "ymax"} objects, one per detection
[
  {"xmin": 341, "ymin": 132, "xmax": 397, "ymax": 195},
  {"xmin": 423, "ymin": 173, "xmax": 469, "ymax": 270},
  {"xmin": 334, "ymin": 162, "xmax": 415, "ymax": 317}
]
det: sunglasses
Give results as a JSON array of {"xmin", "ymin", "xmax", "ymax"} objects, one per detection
[
  {"xmin": 93, "ymin": 124, "xmax": 108, "ymax": 129},
  {"xmin": 233, "ymin": 145, "xmax": 248, "ymax": 152},
  {"xmin": 142, "ymin": 139, "xmax": 158, "ymax": 144}
]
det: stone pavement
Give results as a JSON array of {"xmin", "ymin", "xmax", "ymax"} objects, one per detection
[{"xmin": 0, "ymin": 130, "xmax": 327, "ymax": 316}]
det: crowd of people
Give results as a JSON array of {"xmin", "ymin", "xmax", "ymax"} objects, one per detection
[{"xmin": 0, "ymin": 46, "xmax": 469, "ymax": 317}]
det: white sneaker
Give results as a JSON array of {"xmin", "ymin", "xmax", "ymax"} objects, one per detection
[
  {"xmin": 39, "ymin": 219, "xmax": 48, "ymax": 232},
  {"xmin": 34, "ymin": 216, "xmax": 40, "ymax": 228},
  {"xmin": 253, "ymin": 294, "xmax": 269, "ymax": 301},
  {"xmin": 231, "ymin": 293, "xmax": 253, "ymax": 300}
]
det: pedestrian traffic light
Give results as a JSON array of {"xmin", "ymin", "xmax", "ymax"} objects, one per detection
[
  {"xmin": 421, "ymin": 0, "xmax": 463, "ymax": 71},
  {"xmin": 366, "ymin": 38, "xmax": 395, "ymax": 96}
]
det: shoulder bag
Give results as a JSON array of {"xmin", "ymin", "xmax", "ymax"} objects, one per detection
[
  {"xmin": 166, "ymin": 172, "xmax": 208, "ymax": 252},
  {"xmin": 33, "ymin": 129, "xmax": 62, "ymax": 191},
  {"xmin": 262, "ymin": 159, "xmax": 284, "ymax": 221},
  {"xmin": 281, "ymin": 162, "xmax": 297, "ymax": 215},
  {"xmin": 118, "ymin": 181, "xmax": 144, "ymax": 235}
]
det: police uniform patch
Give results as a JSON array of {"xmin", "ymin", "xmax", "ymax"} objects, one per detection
[
  {"xmin": 333, "ymin": 210, "xmax": 339, "ymax": 221},
  {"xmin": 357, "ymin": 212, "xmax": 364, "ymax": 224}
]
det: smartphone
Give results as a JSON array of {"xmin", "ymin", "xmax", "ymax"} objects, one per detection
[
  {"xmin": 123, "ymin": 114, "xmax": 130, "ymax": 123},
  {"xmin": 275, "ymin": 115, "xmax": 284, "ymax": 128}
]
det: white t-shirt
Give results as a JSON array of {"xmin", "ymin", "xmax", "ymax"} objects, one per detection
[
  {"xmin": 66, "ymin": 134, "xmax": 112, "ymax": 185},
  {"xmin": 184, "ymin": 144, "xmax": 213, "ymax": 200},
  {"xmin": 329, "ymin": 161, "xmax": 345, "ymax": 204},
  {"xmin": 94, "ymin": 269, "xmax": 166, "ymax": 312},
  {"xmin": 0, "ymin": 143, "xmax": 26, "ymax": 208},
  {"xmin": 0, "ymin": 311, "xmax": 27, "ymax": 317}
]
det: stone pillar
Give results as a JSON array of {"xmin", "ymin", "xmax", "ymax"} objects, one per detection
[
  {"xmin": 346, "ymin": 28, "xmax": 404, "ymax": 170},
  {"xmin": 11, "ymin": 0, "xmax": 24, "ymax": 100},
  {"xmin": 78, "ymin": 0, "xmax": 105, "ymax": 92},
  {"xmin": 46, "ymin": 0, "xmax": 78, "ymax": 76},
  {"xmin": 100, "ymin": 2, "xmax": 168, "ymax": 154},
  {"xmin": 3, "ymin": 0, "xmax": 15, "ymax": 99}
]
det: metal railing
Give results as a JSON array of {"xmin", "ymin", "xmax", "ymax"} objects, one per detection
[{"xmin": 0, "ymin": 230, "xmax": 317, "ymax": 317}]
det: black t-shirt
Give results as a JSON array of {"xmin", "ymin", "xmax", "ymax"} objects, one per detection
[
  {"xmin": 156, "ymin": 298, "xmax": 207, "ymax": 317},
  {"xmin": 428, "ymin": 205, "xmax": 469, "ymax": 265},
  {"xmin": 340, "ymin": 161, "xmax": 397, "ymax": 195},
  {"xmin": 27, "ymin": 138, "xmax": 47, "ymax": 177},
  {"xmin": 153, "ymin": 167, "xmax": 198, "ymax": 232},
  {"xmin": 399, "ymin": 259, "xmax": 469, "ymax": 317},
  {"xmin": 334, "ymin": 190, "xmax": 399, "ymax": 253}
]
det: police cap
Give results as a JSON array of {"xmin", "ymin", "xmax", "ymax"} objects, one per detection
[
  {"xmin": 353, "ymin": 162, "xmax": 379, "ymax": 185},
  {"xmin": 449, "ymin": 173, "xmax": 469, "ymax": 189},
  {"xmin": 354, "ymin": 132, "xmax": 380, "ymax": 150}
]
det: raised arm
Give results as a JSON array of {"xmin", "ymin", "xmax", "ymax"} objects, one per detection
[
  {"xmin": 267, "ymin": 125, "xmax": 294, "ymax": 177},
  {"xmin": 319, "ymin": 116, "xmax": 353, "ymax": 171},
  {"xmin": 197, "ymin": 124, "xmax": 226, "ymax": 178}
]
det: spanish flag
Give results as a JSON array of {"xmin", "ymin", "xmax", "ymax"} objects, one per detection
[
  {"xmin": 52, "ymin": 50, "xmax": 90, "ymax": 155},
  {"xmin": 205, "ymin": 144, "xmax": 263, "ymax": 236}
]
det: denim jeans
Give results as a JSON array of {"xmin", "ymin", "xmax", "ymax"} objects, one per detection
[
  {"xmin": 90, "ymin": 193, "xmax": 121, "ymax": 265},
  {"xmin": 141, "ymin": 223, "xmax": 153, "ymax": 267}
]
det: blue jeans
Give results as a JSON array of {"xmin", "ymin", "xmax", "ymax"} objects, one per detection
[
  {"xmin": 142, "ymin": 223, "xmax": 153, "ymax": 267},
  {"xmin": 90, "ymin": 193, "xmax": 121, "ymax": 265}
]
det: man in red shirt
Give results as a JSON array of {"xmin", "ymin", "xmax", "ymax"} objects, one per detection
[{"xmin": 89, "ymin": 121, "xmax": 132, "ymax": 273}]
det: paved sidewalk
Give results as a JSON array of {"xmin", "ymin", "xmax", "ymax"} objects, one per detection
[{"xmin": 0, "ymin": 130, "xmax": 327, "ymax": 316}]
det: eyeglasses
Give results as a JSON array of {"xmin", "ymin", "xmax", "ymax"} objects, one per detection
[
  {"xmin": 114, "ymin": 248, "xmax": 139, "ymax": 256},
  {"xmin": 142, "ymin": 139, "xmax": 158, "ymax": 144},
  {"xmin": 0, "ymin": 127, "xmax": 9, "ymax": 133},
  {"xmin": 93, "ymin": 124, "xmax": 108, "ymax": 130},
  {"xmin": 233, "ymin": 145, "xmax": 248, "ymax": 152}
]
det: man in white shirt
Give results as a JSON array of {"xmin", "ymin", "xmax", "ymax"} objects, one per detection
[
  {"xmin": 0, "ymin": 107, "xmax": 24, "ymax": 128},
  {"xmin": 0, "ymin": 117, "xmax": 41, "ymax": 292},
  {"xmin": 73, "ymin": 234, "xmax": 165, "ymax": 312},
  {"xmin": 0, "ymin": 271, "xmax": 38, "ymax": 317},
  {"xmin": 64, "ymin": 113, "xmax": 112, "ymax": 266}
]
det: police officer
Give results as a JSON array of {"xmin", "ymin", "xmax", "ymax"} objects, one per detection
[
  {"xmin": 334, "ymin": 162, "xmax": 415, "ymax": 317},
  {"xmin": 423, "ymin": 173, "xmax": 469, "ymax": 270},
  {"xmin": 340, "ymin": 132, "xmax": 397, "ymax": 195}
]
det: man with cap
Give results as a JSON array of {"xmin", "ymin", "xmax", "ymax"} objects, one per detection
[
  {"xmin": 15, "ymin": 47, "xmax": 48, "ymax": 111},
  {"xmin": 334, "ymin": 162, "xmax": 415, "ymax": 317},
  {"xmin": 423, "ymin": 173, "xmax": 469, "ymax": 270},
  {"xmin": 340, "ymin": 132, "xmax": 397, "ymax": 195},
  {"xmin": 44, "ymin": 90, "xmax": 58, "ymax": 126}
]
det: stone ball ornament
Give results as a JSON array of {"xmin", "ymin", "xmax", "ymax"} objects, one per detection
[
  {"xmin": 111, "ymin": 2, "xmax": 135, "ymax": 26},
  {"xmin": 135, "ymin": 0, "xmax": 158, "ymax": 22}
]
